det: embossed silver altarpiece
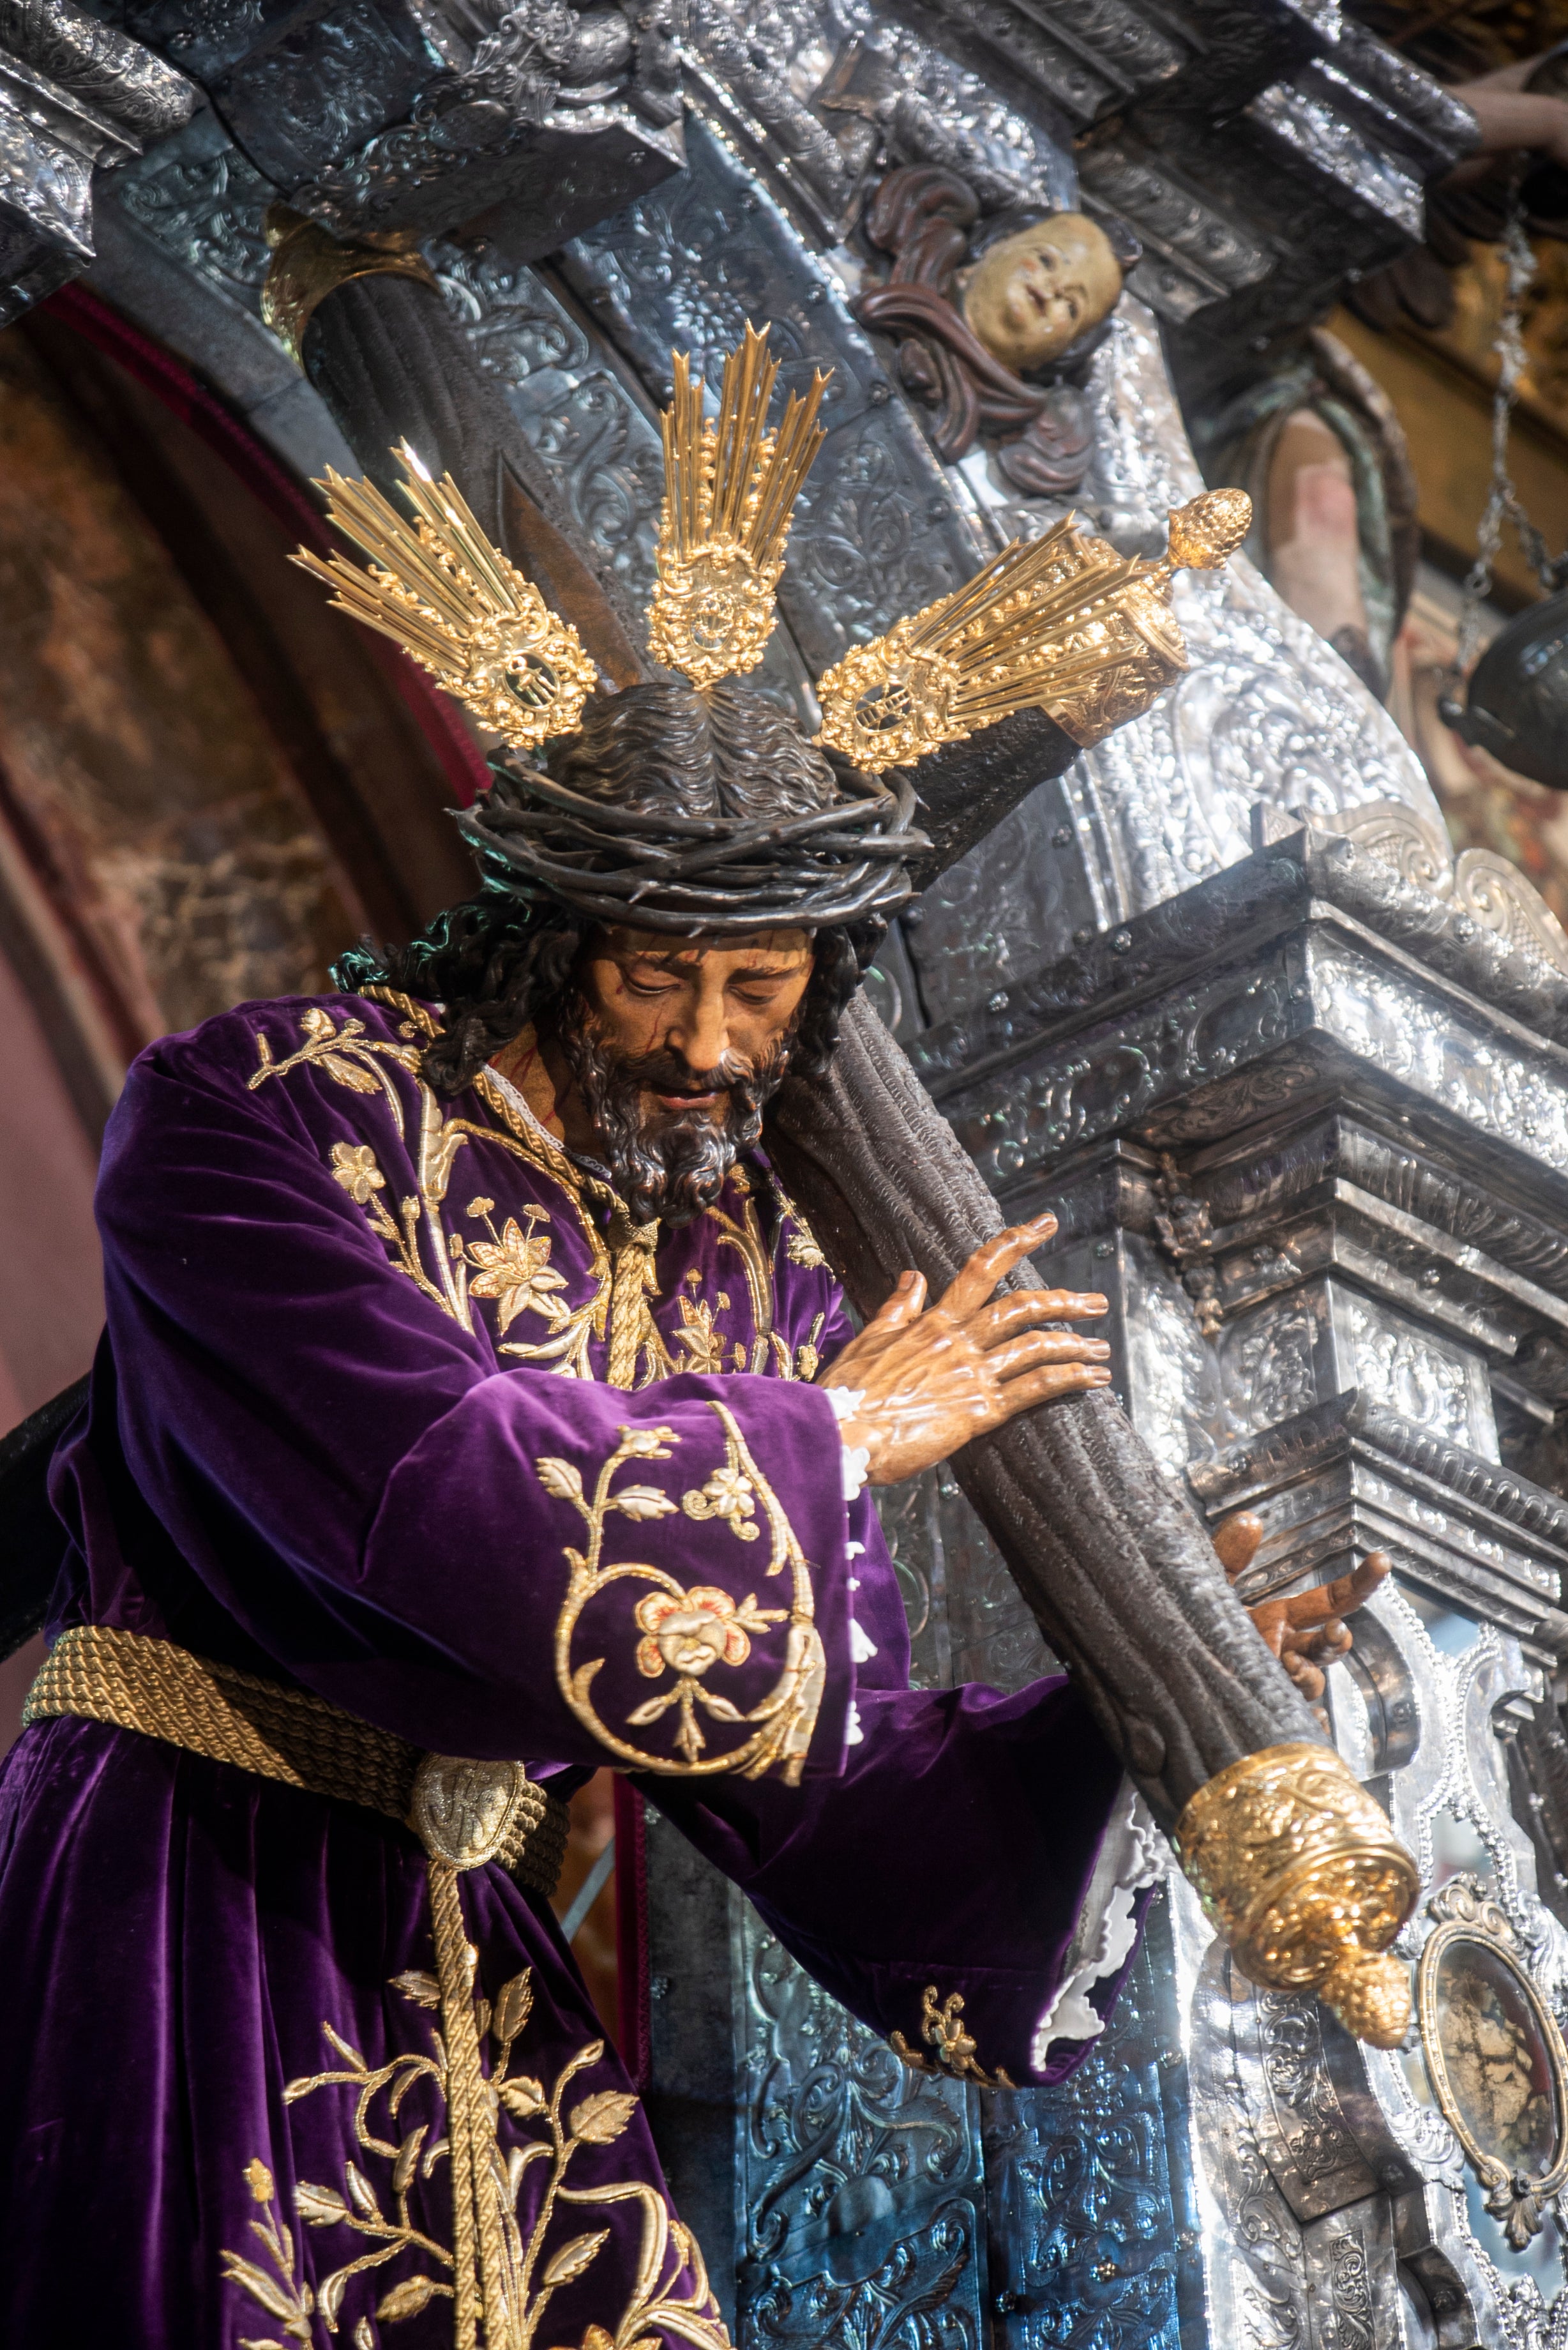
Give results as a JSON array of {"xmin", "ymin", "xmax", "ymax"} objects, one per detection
[{"xmin": 27, "ymin": 1, "xmax": 1568, "ymax": 2342}]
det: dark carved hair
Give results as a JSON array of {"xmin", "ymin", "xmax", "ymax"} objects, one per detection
[{"xmin": 335, "ymin": 680, "xmax": 891, "ymax": 1096}]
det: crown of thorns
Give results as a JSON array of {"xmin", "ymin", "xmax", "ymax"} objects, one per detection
[
  {"xmin": 457, "ymin": 756, "xmax": 921, "ymax": 937},
  {"xmin": 292, "ymin": 320, "xmax": 1247, "ymax": 934}
]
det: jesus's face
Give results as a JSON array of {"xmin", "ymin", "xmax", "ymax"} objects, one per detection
[{"xmin": 542, "ymin": 926, "xmax": 815, "ymax": 1224}]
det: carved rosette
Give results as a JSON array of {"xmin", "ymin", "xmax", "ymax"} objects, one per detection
[{"xmin": 1175, "ymin": 1740, "xmax": 1419, "ymax": 2047}]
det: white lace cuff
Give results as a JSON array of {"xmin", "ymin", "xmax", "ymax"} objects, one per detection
[
  {"xmin": 822, "ymin": 1384, "xmax": 870, "ymax": 1501},
  {"xmin": 1030, "ymin": 1779, "xmax": 1165, "ymax": 2066}
]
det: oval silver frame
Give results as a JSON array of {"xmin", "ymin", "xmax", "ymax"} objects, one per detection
[{"xmin": 1416, "ymin": 1877, "xmax": 1568, "ymax": 2250}]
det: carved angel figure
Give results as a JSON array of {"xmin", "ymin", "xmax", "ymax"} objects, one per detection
[{"xmin": 852, "ymin": 163, "xmax": 1139, "ymax": 495}]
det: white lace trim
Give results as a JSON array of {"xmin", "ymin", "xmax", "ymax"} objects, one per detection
[
  {"xmin": 482, "ymin": 1062, "xmax": 574, "ymax": 1161},
  {"xmin": 1030, "ymin": 1778, "xmax": 1165, "ymax": 2065},
  {"xmin": 846, "ymin": 1702, "xmax": 864, "ymax": 1747},
  {"xmin": 822, "ymin": 1384, "xmax": 870, "ymax": 1499}
]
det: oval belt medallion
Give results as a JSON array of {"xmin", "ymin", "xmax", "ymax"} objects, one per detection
[{"xmin": 410, "ymin": 1754, "xmax": 532, "ymax": 1869}]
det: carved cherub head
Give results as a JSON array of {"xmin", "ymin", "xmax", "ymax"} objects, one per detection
[
  {"xmin": 850, "ymin": 165, "xmax": 1137, "ymax": 496},
  {"xmin": 960, "ymin": 213, "xmax": 1125, "ymax": 374}
]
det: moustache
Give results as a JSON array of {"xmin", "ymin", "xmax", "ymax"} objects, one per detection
[{"xmin": 607, "ymin": 1044, "xmax": 757, "ymax": 1106}]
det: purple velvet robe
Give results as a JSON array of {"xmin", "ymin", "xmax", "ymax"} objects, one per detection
[{"xmin": 0, "ymin": 989, "xmax": 1135, "ymax": 2347}]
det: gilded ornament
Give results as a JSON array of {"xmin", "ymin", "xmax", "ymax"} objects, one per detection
[
  {"xmin": 259, "ymin": 203, "xmax": 437, "ymax": 368},
  {"xmin": 292, "ymin": 448, "xmax": 599, "ymax": 752},
  {"xmin": 647, "ymin": 322, "xmax": 829, "ymax": 688},
  {"xmin": 815, "ymin": 489, "xmax": 1252, "ymax": 769},
  {"xmin": 409, "ymin": 1754, "xmax": 541, "ymax": 1871},
  {"xmin": 1173, "ymin": 1739, "xmax": 1419, "ymax": 2048},
  {"xmin": 891, "ymin": 1985, "xmax": 1016, "ymax": 2089}
]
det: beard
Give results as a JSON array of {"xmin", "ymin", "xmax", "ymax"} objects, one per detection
[{"xmin": 552, "ymin": 996, "xmax": 798, "ymax": 1227}]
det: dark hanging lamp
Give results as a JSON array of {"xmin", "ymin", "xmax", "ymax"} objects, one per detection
[
  {"xmin": 1438, "ymin": 169, "xmax": 1568, "ymax": 786},
  {"xmin": 1442, "ymin": 588, "xmax": 1568, "ymax": 789}
]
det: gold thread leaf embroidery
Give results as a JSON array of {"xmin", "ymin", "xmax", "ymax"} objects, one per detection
[
  {"xmin": 220, "ymin": 2255, "xmax": 306, "ymax": 2324},
  {"xmin": 392, "ymin": 2127, "xmax": 427, "ymax": 2197},
  {"xmin": 296, "ymin": 2181, "xmax": 351, "ymax": 2225},
  {"xmin": 391, "ymin": 1969, "xmax": 441, "ymax": 2010},
  {"xmin": 317, "ymin": 1052, "xmax": 381, "ymax": 1095},
  {"xmin": 377, "ymin": 2274, "xmax": 439, "ymax": 2321},
  {"xmin": 543, "ymin": 2229, "xmax": 612, "ymax": 2288},
  {"xmin": 344, "ymin": 2163, "xmax": 379, "ymax": 2220},
  {"xmin": 538, "ymin": 1456, "xmax": 585, "ymax": 1503},
  {"xmin": 493, "ymin": 1967, "xmax": 534, "ymax": 2045},
  {"xmin": 499, "ymin": 2075, "xmax": 547, "ymax": 2119},
  {"xmin": 568, "ymin": 2089, "xmax": 639, "ymax": 2144},
  {"xmin": 225, "ymin": 1978, "xmax": 730, "ymax": 2350},
  {"xmin": 319, "ymin": 2270, "xmax": 351, "ymax": 2326},
  {"xmin": 220, "ymin": 2165, "xmax": 316, "ymax": 2346},
  {"xmin": 613, "ymin": 1483, "xmax": 679, "ymax": 1521}
]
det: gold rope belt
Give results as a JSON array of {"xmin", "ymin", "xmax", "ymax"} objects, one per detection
[{"xmin": 26, "ymin": 1623, "xmax": 572, "ymax": 2350}]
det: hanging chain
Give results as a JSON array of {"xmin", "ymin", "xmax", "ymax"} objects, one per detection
[{"xmin": 1452, "ymin": 181, "xmax": 1568, "ymax": 681}]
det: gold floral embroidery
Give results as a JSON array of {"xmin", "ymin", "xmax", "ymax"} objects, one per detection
[
  {"xmin": 473, "ymin": 1068, "xmax": 615, "ymax": 1377},
  {"xmin": 794, "ymin": 1310, "xmax": 827, "ymax": 1384},
  {"xmin": 629, "ymin": 1585, "xmax": 789, "ymax": 1759},
  {"xmin": 891, "ymin": 1987, "xmax": 1017, "ymax": 2091},
  {"xmin": 330, "ymin": 1141, "xmax": 385, "ymax": 1204},
  {"xmin": 223, "ymin": 1967, "xmax": 731, "ymax": 2350},
  {"xmin": 773, "ymin": 1183, "xmax": 828, "ymax": 1270},
  {"xmin": 682, "ymin": 1459, "xmax": 758, "ymax": 1540},
  {"xmin": 670, "ymin": 1293, "xmax": 727, "ymax": 1377},
  {"xmin": 542, "ymin": 1403, "xmax": 825, "ymax": 1782},
  {"xmin": 220, "ymin": 2158, "xmax": 315, "ymax": 2345},
  {"xmin": 255, "ymin": 1008, "xmax": 614, "ymax": 1367},
  {"xmin": 465, "ymin": 1205, "xmax": 569, "ymax": 1335},
  {"xmin": 254, "ymin": 1011, "xmax": 474, "ymax": 1328},
  {"xmin": 257, "ymin": 1005, "xmax": 828, "ymax": 1400},
  {"xmin": 705, "ymin": 1167, "xmax": 776, "ymax": 1374}
]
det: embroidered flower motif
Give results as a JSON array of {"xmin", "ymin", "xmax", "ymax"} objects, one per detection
[
  {"xmin": 467, "ymin": 1216, "xmax": 569, "ymax": 1333},
  {"xmin": 682, "ymin": 1462, "xmax": 758, "ymax": 1539},
  {"xmin": 634, "ymin": 1586, "xmax": 755, "ymax": 1679},
  {"xmin": 671, "ymin": 1294, "xmax": 727, "ymax": 1377},
  {"xmin": 330, "ymin": 1141, "xmax": 386, "ymax": 1203},
  {"xmin": 626, "ymin": 1581, "xmax": 790, "ymax": 1758}
]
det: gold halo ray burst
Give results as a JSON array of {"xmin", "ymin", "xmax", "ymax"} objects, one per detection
[
  {"xmin": 649, "ymin": 321, "xmax": 831, "ymax": 689},
  {"xmin": 815, "ymin": 487, "xmax": 1251, "ymax": 770},
  {"xmin": 291, "ymin": 445, "xmax": 599, "ymax": 752}
]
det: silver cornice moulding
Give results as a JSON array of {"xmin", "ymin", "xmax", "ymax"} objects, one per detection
[{"xmin": 0, "ymin": 0, "xmax": 196, "ymax": 326}]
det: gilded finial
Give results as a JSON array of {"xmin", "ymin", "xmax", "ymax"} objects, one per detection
[
  {"xmin": 648, "ymin": 322, "xmax": 831, "ymax": 688},
  {"xmin": 815, "ymin": 487, "xmax": 1254, "ymax": 771},
  {"xmin": 1163, "ymin": 487, "xmax": 1252, "ymax": 575},
  {"xmin": 291, "ymin": 446, "xmax": 599, "ymax": 752}
]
